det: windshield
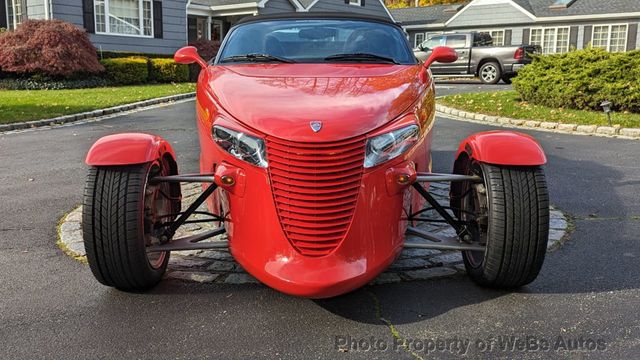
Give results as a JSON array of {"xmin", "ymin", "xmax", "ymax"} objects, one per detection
[{"xmin": 216, "ymin": 19, "xmax": 416, "ymax": 65}]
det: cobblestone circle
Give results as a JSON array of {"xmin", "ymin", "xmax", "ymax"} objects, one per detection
[{"xmin": 58, "ymin": 182, "xmax": 570, "ymax": 285}]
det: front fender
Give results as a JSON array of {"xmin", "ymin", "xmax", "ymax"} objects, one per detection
[
  {"xmin": 456, "ymin": 130, "xmax": 546, "ymax": 166},
  {"xmin": 85, "ymin": 133, "xmax": 176, "ymax": 166}
]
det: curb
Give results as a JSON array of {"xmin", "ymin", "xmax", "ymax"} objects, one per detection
[
  {"xmin": 0, "ymin": 92, "xmax": 196, "ymax": 133},
  {"xmin": 435, "ymin": 103, "xmax": 640, "ymax": 140}
]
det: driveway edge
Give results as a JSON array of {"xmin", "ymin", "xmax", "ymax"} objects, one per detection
[
  {"xmin": 435, "ymin": 103, "xmax": 640, "ymax": 140},
  {"xmin": 0, "ymin": 92, "xmax": 196, "ymax": 133}
]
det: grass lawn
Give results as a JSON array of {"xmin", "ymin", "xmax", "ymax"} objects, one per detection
[
  {"xmin": 0, "ymin": 83, "xmax": 196, "ymax": 124},
  {"xmin": 439, "ymin": 90, "xmax": 640, "ymax": 128}
]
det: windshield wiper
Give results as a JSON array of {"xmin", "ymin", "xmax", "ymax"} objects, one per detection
[
  {"xmin": 324, "ymin": 53, "xmax": 399, "ymax": 64},
  {"xmin": 220, "ymin": 53, "xmax": 296, "ymax": 64}
]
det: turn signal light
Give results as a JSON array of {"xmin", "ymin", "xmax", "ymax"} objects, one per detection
[
  {"xmin": 397, "ymin": 174, "xmax": 411, "ymax": 184},
  {"xmin": 220, "ymin": 175, "xmax": 235, "ymax": 186}
]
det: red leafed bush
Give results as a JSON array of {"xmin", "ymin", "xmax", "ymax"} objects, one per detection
[
  {"xmin": 188, "ymin": 39, "xmax": 221, "ymax": 62},
  {"xmin": 0, "ymin": 19, "xmax": 103, "ymax": 77}
]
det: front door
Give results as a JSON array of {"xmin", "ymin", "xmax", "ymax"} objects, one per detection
[
  {"xmin": 196, "ymin": 17, "xmax": 207, "ymax": 40},
  {"xmin": 188, "ymin": 16, "xmax": 210, "ymax": 43},
  {"xmin": 211, "ymin": 20, "xmax": 223, "ymax": 42}
]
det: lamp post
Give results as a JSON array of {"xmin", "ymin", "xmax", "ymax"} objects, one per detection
[{"xmin": 600, "ymin": 101, "xmax": 612, "ymax": 127}]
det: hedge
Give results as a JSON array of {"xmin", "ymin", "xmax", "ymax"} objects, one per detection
[
  {"xmin": 100, "ymin": 57, "xmax": 149, "ymax": 85},
  {"xmin": 149, "ymin": 58, "xmax": 189, "ymax": 83},
  {"xmin": 513, "ymin": 48, "xmax": 640, "ymax": 113},
  {"xmin": 98, "ymin": 50, "xmax": 172, "ymax": 59}
]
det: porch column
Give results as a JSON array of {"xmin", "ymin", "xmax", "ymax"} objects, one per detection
[{"xmin": 207, "ymin": 16, "xmax": 212, "ymax": 40}]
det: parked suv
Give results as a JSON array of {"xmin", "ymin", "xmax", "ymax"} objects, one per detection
[{"xmin": 414, "ymin": 32, "xmax": 540, "ymax": 84}]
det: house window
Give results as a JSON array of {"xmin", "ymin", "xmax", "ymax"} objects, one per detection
[
  {"xmin": 6, "ymin": 0, "xmax": 24, "ymax": 30},
  {"xmin": 348, "ymin": 0, "xmax": 362, "ymax": 5},
  {"xmin": 414, "ymin": 33, "xmax": 424, "ymax": 48},
  {"xmin": 530, "ymin": 27, "xmax": 570, "ymax": 54},
  {"xmin": 488, "ymin": 30, "xmax": 505, "ymax": 46},
  {"xmin": 94, "ymin": 0, "xmax": 153, "ymax": 37},
  {"xmin": 593, "ymin": 24, "xmax": 628, "ymax": 52}
]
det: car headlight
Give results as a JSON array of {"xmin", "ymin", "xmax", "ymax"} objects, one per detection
[
  {"xmin": 212, "ymin": 125, "xmax": 268, "ymax": 168},
  {"xmin": 364, "ymin": 125, "xmax": 419, "ymax": 168}
]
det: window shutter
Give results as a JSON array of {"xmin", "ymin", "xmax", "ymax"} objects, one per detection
[
  {"xmin": 153, "ymin": 1, "xmax": 163, "ymax": 39},
  {"xmin": 344, "ymin": 0, "xmax": 349, "ymax": 4},
  {"xmin": 569, "ymin": 26, "xmax": 578, "ymax": 49},
  {"xmin": 82, "ymin": 0, "xmax": 95, "ymax": 33},
  {"xmin": 361, "ymin": 0, "xmax": 365, "ymax": 6},
  {"xmin": 522, "ymin": 28, "xmax": 530, "ymax": 44},
  {"xmin": 627, "ymin": 23, "xmax": 638, "ymax": 50},
  {"xmin": 583, "ymin": 25, "xmax": 592, "ymax": 48},
  {"xmin": 0, "ymin": 0, "xmax": 7, "ymax": 29},
  {"xmin": 504, "ymin": 29, "xmax": 512, "ymax": 46}
]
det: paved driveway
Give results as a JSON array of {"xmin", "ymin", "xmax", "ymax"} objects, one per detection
[{"xmin": 1, "ymin": 84, "xmax": 639, "ymax": 359}]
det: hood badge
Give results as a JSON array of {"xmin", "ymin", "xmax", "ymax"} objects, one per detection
[{"xmin": 310, "ymin": 121, "xmax": 322, "ymax": 133}]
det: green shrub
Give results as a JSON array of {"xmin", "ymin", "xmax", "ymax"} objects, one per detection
[
  {"xmin": 513, "ymin": 48, "xmax": 640, "ymax": 113},
  {"xmin": 149, "ymin": 58, "xmax": 189, "ymax": 83},
  {"xmin": 98, "ymin": 50, "xmax": 172, "ymax": 59},
  {"xmin": 100, "ymin": 57, "xmax": 149, "ymax": 85}
]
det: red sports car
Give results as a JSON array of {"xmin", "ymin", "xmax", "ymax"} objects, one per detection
[{"xmin": 83, "ymin": 13, "xmax": 549, "ymax": 298}]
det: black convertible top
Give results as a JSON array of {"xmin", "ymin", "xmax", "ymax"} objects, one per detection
[{"xmin": 235, "ymin": 12, "xmax": 400, "ymax": 28}]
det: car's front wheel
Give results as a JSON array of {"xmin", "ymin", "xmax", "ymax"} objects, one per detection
[
  {"xmin": 452, "ymin": 162, "xmax": 549, "ymax": 288},
  {"xmin": 82, "ymin": 159, "xmax": 180, "ymax": 291}
]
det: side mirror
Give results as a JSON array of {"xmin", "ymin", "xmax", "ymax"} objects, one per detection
[
  {"xmin": 423, "ymin": 46, "xmax": 458, "ymax": 68},
  {"xmin": 419, "ymin": 46, "xmax": 458, "ymax": 83},
  {"xmin": 174, "ymin": 46, "xmax": 207, "ymax": 69}
]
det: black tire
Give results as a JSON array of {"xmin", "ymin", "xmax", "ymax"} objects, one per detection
[
  {"xmin": 82, "ymin": 160, "xmax": 179, "ymax": 291},
  {"xmin": 453, "ymin": 162, "xmax": 549, "ymax": 288},
  {"xmin": 479, "ymin": 62, "xmax": 502, "ymax": 85},
  {"xmin": 501, "ymin": 75, "xmax": 514, "ymax": 84}
]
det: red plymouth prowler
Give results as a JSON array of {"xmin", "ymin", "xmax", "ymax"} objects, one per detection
[{"xmin": 82, "ymin": 13, "xmax": 549, "ymax": 298}]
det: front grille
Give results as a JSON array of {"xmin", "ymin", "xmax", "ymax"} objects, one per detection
[{"xmin": 266, "ymin": 136, "xmax": 366, "ymax": 257}]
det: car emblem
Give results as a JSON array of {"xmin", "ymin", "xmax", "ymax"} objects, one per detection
[{"xmin": 310, "ymin": 121, "xmax": 322, "ymax": 133}]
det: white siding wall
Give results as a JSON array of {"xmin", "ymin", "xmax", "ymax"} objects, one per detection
[
  {"xmin": 309, "ymin": 0, "xmax": 391, "ymax": 20},
  {"xmin": 407, "ymin": 20, "xmax": 640, "ymax": 51},
  {"xmin": 447, "ymin": 4, "xmax": 532, "ymax": 27},
  {"xmin": 261, "ymin": 0, "xmax": 296, "ymax": 14},
  {"xmin": 26, "ymin": 0, "xmax": 46, "ymax": 19},
  {"xmin": 52, "ymin": 0, "xmax": 189, "ymax": 54}
]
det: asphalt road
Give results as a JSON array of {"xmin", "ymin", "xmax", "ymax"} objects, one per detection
[{"xmin": 1, "ymin": 83, "xmax": 639, "ymax": 359}]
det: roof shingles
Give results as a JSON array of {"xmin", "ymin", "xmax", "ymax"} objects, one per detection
[{"xmin": 390, "ymin": 3, "xmax": 468, "ymax": 25}]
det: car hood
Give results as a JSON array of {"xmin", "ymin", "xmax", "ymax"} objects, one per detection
[{"xmin": 205, "ymin": 64, "xmax": 424, "ymax": 142}]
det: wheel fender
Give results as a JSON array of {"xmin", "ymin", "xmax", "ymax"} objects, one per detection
[
  {"xmin": 85, "ymin": 133, "xmax": 177, "ymax": 166},
  {"xmin": 455, "ymin": 130, "xmax": 546, "ymax": 166}
]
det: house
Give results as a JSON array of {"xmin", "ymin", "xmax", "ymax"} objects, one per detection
[
  {"xmin": 0, "ymin": 0, "xmax": 394, "ymax": 55},
  {"xmin": 391, "ymin": 0, "xmax": 640, "ymax": 54},
  {"xmin": 186, "ymin": 0, "xmax": 394, "ymax": 43}
]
